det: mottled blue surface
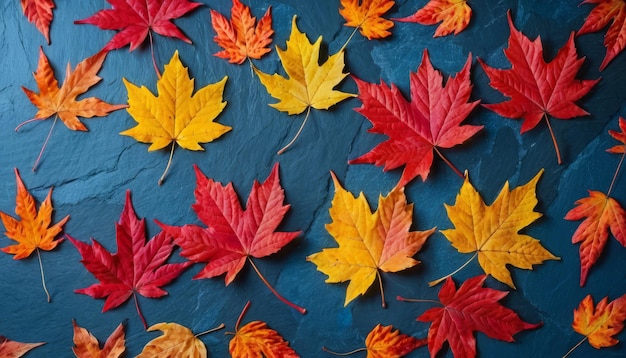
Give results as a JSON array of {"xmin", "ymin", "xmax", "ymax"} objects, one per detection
[{"xmin": 0, "ymin": 0, "xmax": 625, "ymax": 357}]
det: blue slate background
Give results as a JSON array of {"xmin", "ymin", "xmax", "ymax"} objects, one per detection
[{"xmin": 1, "ymin": 0, "xmax": 625, "ymax": 356}]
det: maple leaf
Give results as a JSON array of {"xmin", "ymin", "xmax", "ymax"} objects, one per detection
[
  {"xmin": 72, "ymin": 320, "xmax": 125, "ymax": 358},
  {"xmin": 254, "ymin": 16, "xmax": 355, "ymax": 154},
  {"xmin": 479, "ymin": 11, "xmax": 600, "ymax": 164},
  {"xmin": 415, "ymin": 275, "xmax": 541, "ymax": 358},
  {"xmin": 121, "ymin": 51, "xmax": 230, "ymax": 185},
  {"xmin": 564, "ymin": 294, "xmax": 626, "ymax": 357},
  {"xmin": 0, "ymin": 168, "xmax": 69, "ymax": 302},
  {"xmin": 339, "ymin": 0, "xmax": 395, "ymax": 40},
  {"xmin": 394, "ymin": 0, "xmax": 472, "ymax": 37},
  {"xmin": 69, "ymin": 191, "xmax": 191, "ymax": 329},
  {"xmin": 20, "ymin": 0, "xmax": 54, "ymax": 43},
  {"xmin": 323, "ymin": 324, "xmax": 426, "ymax": 357},
  {"xmin": 565, "ymin": 117, "xmax": 626, "ymax": 286},
  {"xmin": 157, "ymin": 163, "xmax": 305, "ymax": 314},
  {"xmin": 20, "ymin": 48, "xmax": 126, "ymax": 170},
  {"xmin": 210, "ymin": 0, "xmax": 273, "ymax": 65},
  {"xmin": 74, "ymin": 0, "xmax": 202, "ymax": 52},
  {"xmin": 577, "ymin": 0, "xmax": 626, "ymax": 70},
  {"xmin": 136, "ymin": 322, "xmax": 224, "ymax": 357},
  {"xmin": 307, "ymin": 172, "xmax": 435, "ymax": 307},
  {"xmin": 228, "ymin": 301, "xmax": 299, "ymax": 358},
  {"xmin": 432, "ymin": 169, "xmax": 559, "ymax": 288},
  {"xmin": 0, "ymin": 336, "xmax": 44, "ymax": 357},
  {"xmin": 349, "ymin": 50, "xmax": 482, "ymax": 187}
]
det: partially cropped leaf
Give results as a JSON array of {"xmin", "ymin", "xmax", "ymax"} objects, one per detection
[
  {"xmin": 325, "ymin": 324, "xmax": 426, "ymax": 357},
  {"xmin": 607, "ymin": 116, "xmax": 626, "ymax": 153},
  {"xmin": 307, "ymin": 172, "xmax": 435, "ymax": 306},
  {"xmin": 395, "ymin": 0, "xmax": 472, "ymax": 37},
  {"xmin": 72, "ymin": 320, "xmax": 125, "ymax": 358},
  {"xmin": 136, "ymin": 323, "xmax": 207, "ymax": 358},
  {"xmin": 339, "ymin": 0, "xmax": 395, "ymax": 40},
  {"xmin": 211, "ymin": 0, "xmax": 273, "ymax": 64},
  {"xmin": 577, "ymin": 0, "xmax": 626, "ymax": 70},
  {"xmin": 571, "ymin": 294, "xmax": 626, "ymax": 351},
  {"xmin": 20, "ymin": 0, "xmax": 54, "ymax": 43},
  {"xmin": 0, "ymin": 336, "xmax": 44, "ymax": 357}
]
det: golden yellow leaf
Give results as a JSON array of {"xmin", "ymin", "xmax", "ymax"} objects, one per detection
[
  {"xmin": 437, "ymin": 170, "xmax": 559, "ymax": 288},
  {"xmin": 136, "ymin": 323, "xmax": 207, "ymax": 358},
  {"xmin": 307, "ymin": 172, "xmax": 435, "ymax": 307}
]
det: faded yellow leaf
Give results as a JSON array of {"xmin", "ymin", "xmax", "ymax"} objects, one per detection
[
  {"xmin": 307, "ymin": 172, "xmax": 435, "ymax": 306},
  {"xmin": 136, "ymin": 323, "xmax": 206, "ymax": 358},
  {"xmin": 439, "ymin": 170, "xmax": 559, "ymax": 288}
]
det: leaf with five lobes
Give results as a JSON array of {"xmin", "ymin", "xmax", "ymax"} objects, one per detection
[
  {"xmin": 72, "ymin": 320, "xmax": 125, "ymax": 358},
  {"xmin": 479, "ymin": 11, "xmax": 600, "ymax": 164},
  {"xmin": 69, "ymin": 191, "xmax": 191, "ymax": 329},
  {"xmin": 339, "ymin": 0, "xmax": 395, "ymax": 40},
  {"xmin": 211, "ymin": 0, "xmax": 273, "ymax": 65},
  {"xmin": 323, "ymin": 324, "xmax": 426, "ymax": 357},
  {"xmin": 394, "ymin": 0, "xmax": 472, "ymax": 37},
  {"xmin": 0, "ymin": 336, "xmax": 44, "ymax": 357},
  {"xmin": 254, "ymin": 16, "xmax": 355, "ymax": 154},
  {"xmin": 20, "ymin": 0, "xmax": 54, "ymax": 43},
  {"xmin": 136, "ymin": 322, "xmax": 224, "ymax": 358},
  {"xmin": 20, "ymin": 48, "xmax": 127, "ymax": 170},
  {"xmin": 564, "ymin": 294, "xmax": 626, "ymax": 357},
  {"xmin": 433, "ymin": 169, "xmax": 559, "ymax": 288},
  {"xmin": 577, "ymin": 0, "xmax": 626, "ymax": 70},
  {"xmin": 157, "ymin": 163, "xmax": 306, "ymax": 314},
  {"xmin": 307, "ymin": 172, "xmax": 435, "ymax": 307},
  {"xmin": 417, "ymin": 275, "xmax": 541, "ymax": 358},
  {"xmin": 121, "ymin": 51, "xmax": 230, "ymax": 185},
  {"xmin": 74, "ymin": 0, "xmax": 202, "ymax": 51},
  {"xmin": 0, "ymin": 168, "xmax": 69, "ymax": 302},
  {"xmin": 349, "ymin": 50, "xmax": 482, "ymax": 187}
]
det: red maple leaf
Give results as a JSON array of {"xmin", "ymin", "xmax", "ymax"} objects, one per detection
[
  {"xmin": 349, "ymin": 49, "xmax": 482, "ymax": 187},
  {"xmin": 157, "ymin": 163, "xmax": 305, "ymax": 314},
  {"xmin": 74, "ymin": 0, "xmax": 202, "ymax": 51},
  {"xmin": 416, "ymin": 275, "xmax": 541, "ymax": 358},
  {"xmin": 577, "ymin": 0, "xmax": 626, "ymax": 71},
  {"xmin": 69, "ymin": 191, "xmax": 191, "ymax": 329},
  {"xmin": 21, "ymin": 0, "xmax": 54, "ymax": 43},
  {"xmin": 479, "ymin": 11, "xmax": 600, "ymax": 164}
]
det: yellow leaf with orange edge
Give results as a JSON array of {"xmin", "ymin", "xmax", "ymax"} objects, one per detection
[
  {"xmin": 72, "ymin": 320, "xmax": 125, "ymax": 358},
  {"xmin": 339, "ymin": 0, "xmax": 395, "ymax": 40},
  {"xmin": 395, "ymin": 0, "xmax": 472, "ymax": 37}
]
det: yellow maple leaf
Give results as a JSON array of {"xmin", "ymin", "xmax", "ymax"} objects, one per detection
[
  {"xmin": 433, "ymin": 169, "xmax": 559, "ymax": 288},
  {"xmin": 136, "ymin": 322, "xmax": 224, "ymax": 358},
  {"xmin": 307, "ymin": 172, "xmax": 435, "ymax": 307},
  {"xmin": 339, "ymin": 0, "xmax": 395, "ymax": 40},
  {"xmin": 121, "ymin": 51, "xmax": 231, "ymax": 184},
  {"xmin": 254, "ymin": 16, "xmax": 355, "ymax": 154}
]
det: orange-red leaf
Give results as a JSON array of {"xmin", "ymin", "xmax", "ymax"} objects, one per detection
[
  {"xmin": 0, "ymin": 336, "xmax": 44, "ymax": 357},
  {"xmin": 572, "ymin": 294, "xmax": 626, "ymax": 349},
  {"xmin": 339, "ymin": 0, "xmax": 395, "ymax": 40},
  {"xmin": 577, "ymin": 0, "xmax": 626, "ymax": 70},
  {"xmin": 20, "ymin": 0, "xmax": 54, "ymax": 43},
  {"xmin": 211, "ymin": 0, "xmax": 273, "ymax": 64},
  {"xmin": 0, "ymin": 168, "xmax": 68, "ymax": 260},
  {"xmin": 72, "ymin": 320, "xmax": 125, "ymax": 358},
  {"xmin": 607, "ymin": 116, "xmax": 626, "ymax": 153},
  {"xmin": 365, "ymin": 325, "xmax": 426, "ymax": 358},
  {"xmin": 395, "ymin": 0, "xmax": 472, "ymax": 37},
  {"xmin": 230, "ymin": 321, "xmax": 298, "ymax": 357}
]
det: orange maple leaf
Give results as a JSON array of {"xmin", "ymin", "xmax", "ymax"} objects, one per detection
[
  {"xmin": 323, "ymin": 324, "xmax": 426, "ymax": 357},
  {"xmin": 72, "ymin": 320, "xmax": 125, "ymax": 358},
  {"xmin": 578, "ymin": 0, "xmax": 626, "ymax": 70},
  {"xmin": 339, "ymin": 0, "xmax": 395, "ymax": 40},
  {"xmin": 395, "ymin": 0, "xmax": 472, "ymax": 37},
  {"xmin": 20, "ymin": 0, "xmax": 54, "ymax": 43}
]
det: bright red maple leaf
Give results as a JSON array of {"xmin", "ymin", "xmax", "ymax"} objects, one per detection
[
  {"xmin": 21, "ymin": 0, "xmax": 54, "ymax": 43},
  {"xmin": 578, "ymin": 0, "xmax": 626, "ymax": 71},
  {"xmin": 349, "ymin": 49, "xmax": 482, "ymax": 187},
  {"xmin": 69, "ymin": 191, "xmax": 191, "ymax": 329},
  {"xmin": 417, "ymin": 275, "xmax": 541, "ymax": 358},
  {"xmin": 158, "ymin": 163, "xmax": 305, "ymax": 313},
  {"xmin": 74, "ymin": 0, "xmax": 202, "ymax": 51},
  {"xmin": 480, "ymin": 11, "xmax": 600, "ymax": 164}
]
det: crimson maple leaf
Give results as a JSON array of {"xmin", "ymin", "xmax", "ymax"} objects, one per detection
[
  {"xmin": 479, "ymin": 11, "xmax": 600, "ymax": 164},
  {"xmin": 416, "ymin": 275, "xmax": 541, "ymax": 358},
  {"xmin": 69, "ymin": 191, "xmax": 191, "ymax": 329},
  {"xmin": 21, "ymin": 0, "xmax": 54, "ymax": 43},
  {"xmin": 350, "ymin": 49, "xmax": 482, "ymax": 187},
  {"xmin": 578, "ymin": 0, "xmax": 626, "ymax": 71},
  {"xmin": 157, "ymin": 163, "xmax": 305, "ymax": 314},
  {"xmin": 74, "ymin": 0, "xmax": 202, "ymax": 51}
]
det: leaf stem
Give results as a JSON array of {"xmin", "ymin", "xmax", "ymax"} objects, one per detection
[
  {"xmin": 195, "ymin": 323, "xmax": 225, "ymax": 337},
  {"xmin": 158, "ymin": 143, "xmax": 176, "ymax": 185},
  {"xmin": 322, "ymin": 346, "xmax": 367, "ymax": 356},
  {"xmin": 247, "ymin": 257, "xmax": 306, "ymax": 314},
  {"xmin": 149, "ymin": 31, "xmax": 161, "ymax": 79},
  {"xmin": 277, "ymin": 106, "xmax": 311, "ymax": 155},
  {"xmin": 396, "ymin": 296, "xmax": 441, "ymax": 305},
  {"xmin": 562, "ymin": 336, "xmax": 587, "ymax": 358},
  {"xmin": 376, "ymin": 270, "xmax": 386, "ymax": 308},
  {"xmin": 235, "ymin": 301, "xmax": 251, "ymax": 332},
  {"xmin": 133, "ymin": 292, "xmax": 148, "ymax": 330},
  {"xmin": 544, "ymin": 114, "xmax": 562, "ymax": 165},
  {"xmin": 32, "ymin": 115, "xmax": 58, "ymax": 171},
  {"xmin": 248, "ymin": 59, "xmax": 255, "ymax": 78},
  {"xmin": 434, "ymin": 147, "xmax": 465, "ymax": 179},
  {"xmin": 428, "ymin": 252, "xmax": 478, "ymax": 287},
  {"xmin": 36, "ymin": 249, "xmax": 51, "ymax": 303},
  {"xmin": 340, "ymin": 25, "xmax": 360, "ymax": 52},
  {"xmin": 607, "ymin": 151, "xmax": 625, "ymax": 197},
  {"xmin": 15, "ymin": 118, "xmax": 41, "ymax": 132}
]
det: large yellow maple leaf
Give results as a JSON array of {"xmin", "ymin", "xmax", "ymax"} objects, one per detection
[
  {"xmin": 121, "ymin": 51, "xmax": 231, "ymax": 184},
  {"xmin": 307, "ymin": 172, "xmax": 435, "ymax": 307},
  {"xmin": 435, "ymin": 169, "xmax": 559, "ymax": 288}
]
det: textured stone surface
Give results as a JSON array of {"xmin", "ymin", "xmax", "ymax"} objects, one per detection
[{"xmin": 0, "ymin": 0, "xmax": 625, "ymax": 356}]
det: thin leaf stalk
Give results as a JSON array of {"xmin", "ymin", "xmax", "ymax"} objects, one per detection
[
  {"xmin": 277, "ymin": 106, "xmax": 311, "ymax": 155},
  {"xmin": 247, "ymin": 257, "xmax": 307, "ymax": 314},
  {"xmin": 133, "ymin": 292, "xmax": 148, "ymax": 330},
  {"xmin": 234, "ymin": 301, "xmax": 251, "ymax": 332},
  {"xmin": 340, "ymin": 25, "xmax": 360, "ymax": 52},
  {"xmin": 158, "ymin": 143, "xmax": 176, "ymax": 185},
  {"xmin": 32, "ymin": 115, "xmax": 59, "ymax": 171},
  {"xmin": 434, "ymin": 147, "xmax": 465, "ymax": 179},
  {"xmin": 428, "ymin": 251, "xmax": 478, "ymax": 287},
  {"xmin": 562, "ymin": 336, "xmax": 588, "ymax": 358},
  {"xmin": 322, "ymin": 346, "xmax": 367, "ymax": 356},
  {"xmin": 36, "ymin": 249, "xmax": 51, "ymax": 302},
  {"xmin": 396, "ymin": 297, "xmax": 441, "ymax": 305},
  {"xmin": 607, "ymin": 151, "xmax": 625, "ymax": 197},
  {"xmin": 376, "ymin": 270, "xmax": 386, "ymax": 308},
  {"xmin": 15, "ymin": 118, "xmax": 42, "ymax": 132},
  {"xmin": 149, "ymin": 31, "xmax": 162, "ymax": 79},
  {"xmin": 544, "ymin": 114, "xmax": 562, "ymax": 164},
  {"xmin": 195, "ymin": 323, "xmax": 225, "ymax": 337}
]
